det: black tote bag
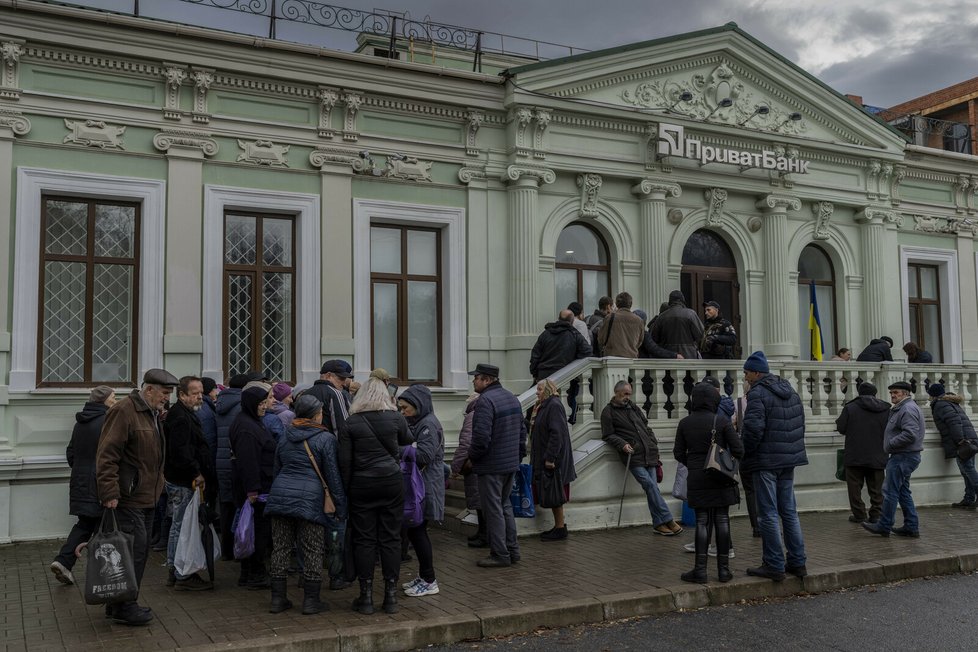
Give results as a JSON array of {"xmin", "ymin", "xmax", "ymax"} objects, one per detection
[{"xmin": 84, "ymin": 510, "xmax": 138, "ymax": 605}]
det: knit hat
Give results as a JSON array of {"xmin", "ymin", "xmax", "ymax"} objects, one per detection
[
  {"xmin": 880, "ymin": 336, "xmax": 894, "ymax": 348},
  {"xmin": 668, "ymin": 289, "xmax": 685, "ymax": 304},
  {"xmin": 857, "ymin": 382, "xmax": 878, "ymax": 396},
  {"xmin": 272, "ymin": 382, "xmax": 292, "ymax": 401},
  {"xmin": 89, "ymin": 385, "xmax": 114, "ymax": 403},
  {"xmin": 743, "ymin": 351, "xmax": 769, "ymax": 373},
  {"xmin": 293, "ymin": 394, "xmax": 323, "ymax": 419},
  {"xmin": 201, "ymin": 377, "xmax": 217, "ymax": 395},
  {"xmin": 927, "ymin": 382, "xmax": 946, "ymax": 398},
  {"xmin": 700, "ymin": 375, "xmax": 720, "ymax": 389}
]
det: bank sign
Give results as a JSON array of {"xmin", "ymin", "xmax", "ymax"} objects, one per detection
[{"xmin": 658, "ymin": 123, "xmax": 810, "ymax": 173}]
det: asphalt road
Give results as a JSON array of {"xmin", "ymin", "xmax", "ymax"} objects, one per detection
[{"xmin": 431, "ymin": 572, "xmax": 978, "ymax": 651}]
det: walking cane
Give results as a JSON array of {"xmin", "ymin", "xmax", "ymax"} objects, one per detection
[{"xmin": 617, "ymin": 452, "xmax": 632, "ymax": 527}]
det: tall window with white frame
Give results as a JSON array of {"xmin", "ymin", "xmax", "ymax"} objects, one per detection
[
  {"xmin": 38, "ymin": 196, "xmax": 140, "ymax": 387},
  {"xmin": 223, "ymin": 211, "xmax": 296, "ymax": 382},
  {"xmin": 907, "ymin": 262, "xmax": 943, "ymax": 362},
  {"xmin": 370, "ymin": 224, "xmax": 442, "ymax": 385}
]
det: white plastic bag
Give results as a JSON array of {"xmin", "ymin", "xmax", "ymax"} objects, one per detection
[
  {"xmin": 672, "ymin": 463, "xmax": 688, "ymax": 502},
  {"xmin": 173, "ymin": 490, "xmax": 206, "ymax": 578}
]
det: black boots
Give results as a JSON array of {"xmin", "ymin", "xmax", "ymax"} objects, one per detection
[
  {"xmin": 382, "ymin": 578, "xmax": 399, "ymax": 614},
  {"xmin": 681, "ymin": 554, "xmax": 709, "ymax": 583},
  {"xmin": 352, "ymin": 579, "xmax": 374, "ymax": 615},
  {"xmin": 717, "ymin": 555, "xmax": 733, "ymax": 583},
  {"xmin": 269, "ymin": 578, "xmax": 292, "ymax": 613},
  {"xmin": 301, "ymin": 580, "xmax": 327, "ymax": 615}
]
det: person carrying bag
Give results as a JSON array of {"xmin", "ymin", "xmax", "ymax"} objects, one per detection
[{"xmin": 84, "ymin": 510, "xmax": 138, "ymax": 606}]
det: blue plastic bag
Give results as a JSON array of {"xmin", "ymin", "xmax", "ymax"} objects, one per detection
[
  {"xmin": 233, "ymin": 501, "xmax": 254, "ymax": 560},
  {"xmin": 510, "ymin": 463, "xmax": 535, "ymax": 518},
  {"xmin": 401, "ymin": 446, "xmax": 426, "ymax": 528}
]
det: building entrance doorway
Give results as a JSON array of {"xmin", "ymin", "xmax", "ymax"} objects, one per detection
[{"xmin": 680, "ymin": 229, "xmax": 741, "ymax": 357}]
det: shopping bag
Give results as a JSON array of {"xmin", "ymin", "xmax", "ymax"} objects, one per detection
[
  {"xmin": 84, "ymin": 511, "xmax": 138, "ymax": 605},
  {"xmin": 174, "ymin": 491, "xmax": 206, "ymax": 577},
  {"xmin": 401, "ymin": 446, "xmax": 426, "ymax": 528},
  {"xmin": 510, "ymin": 463, "xmax": 535, "ymax": 518},
  {"xmin": 540, "ymin": 468, "xmax": 565, "ymax": 508},
  {"xmin": 233, "ymin": 501, "xmax": 255, "ymax": 560},
  {"xmin": 672, "ymin": 463, "xmax": 688, "ymax": 502}
]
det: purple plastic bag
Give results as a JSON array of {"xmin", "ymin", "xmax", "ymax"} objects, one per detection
[
  {"xmin": 233, "ymin": 500, "xmax": 254, "ymax": 560},
  {"xmin": 401, "ymin": 446, "xmax": 426, "ymax": 529}
]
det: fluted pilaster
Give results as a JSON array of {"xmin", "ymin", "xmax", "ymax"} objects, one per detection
[
  {"xmin": 633, "ymin": 179, "xmax": 681, "ymax": 312},
  {"xmin": 757, "ymin": 194, "xmax": 801, "ymax": 357},
  {"xmin": 855, "ymin": 207, "xmax": 901, "ymax": 340},
  {"xmin": 504, "ymin": 165, "xmax": 555, "ymax": 336}
]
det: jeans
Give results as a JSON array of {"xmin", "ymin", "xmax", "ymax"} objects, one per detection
[
  {"xmin": 753, "ymin": 468, "xmax": 807, "ymax": 572},
  {"xmin": 879, "ymin": 452, "xmax": 921, "ymax": 531},
  {"xmin": 165, "ymin": 482, "xmax": 195, "ymax": 579},
  {"xmin": 956, "ymin": 456, "xmax": 978, "ymax": 503},
  {"xmin": 629, "ymin": 465, "xmax": 673, "ymax": 527},
  {"xmin": 478, "ymin": 473, "xmax": 519, "ymax": 561}
]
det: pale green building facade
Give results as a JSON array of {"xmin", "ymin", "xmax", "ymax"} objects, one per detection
[{"xmin": 2, "ymin": 1, "xmax": 978, "ymax": 541}]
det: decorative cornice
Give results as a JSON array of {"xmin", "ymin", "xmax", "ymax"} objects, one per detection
[
  {"xmin": 152, "ymin": 128, "xmax": 218, "ymax": 156},
  {"xmin": 577, "ymin": 173, "xmax": 603, "ymax": 217},
  {"xmin": 237, "ymin": 139, "xmax": 289, "ymax": 167},
  {"xmin": 213, "ymin": 73, "xmax": 317, "ymax": 99},
  {"xmin": 0, "ymin": 108, "xmax": 30, "ymax": 136},
  {"xmin": 24, "ymin": 44, "xmax": 163, "ymax": 77},
  {"xmin": 502, "ymin": 164, "xmax": 556, "ymax": 185},
  {"xmin": 63, "ymin": 118, "xmax": 125, "ymax": 149},
  {"xmin": 551, "ymin": 113, "xmax": 645, "ymax": 133},
  {"xmin": 812, "ymin": 201, "xmax": 834, "ymax": 240},
  {"xmin": 755, "ymin": 193, "xmax": 801, "ymax": 212},
  {"xmin": 855, "ymin": 207, "xmax": 902, "ymax": 227},
  {"xmin": 632, "ymin": 178, "xmax": 681, "ymax": 199}
]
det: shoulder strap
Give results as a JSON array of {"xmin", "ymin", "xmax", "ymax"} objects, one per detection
[
  {"xmin": 602, "ymin": 313, "xmax": 617, "ymax": 347},
  {"xmin": 711, "ymin": 413, "xmax": 718, "ymax": 444},
  {"xmin": 303, "ymin": 440, "xmax": 332, "ymax": 499}
]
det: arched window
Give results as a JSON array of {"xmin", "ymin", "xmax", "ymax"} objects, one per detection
[
  {"xmin": 555, "ymin": 223, "xmax": 609, "ymax": 313},
  {"xmin": 797, "ymin": 244, "xmax": 837, "ymax": 360}
]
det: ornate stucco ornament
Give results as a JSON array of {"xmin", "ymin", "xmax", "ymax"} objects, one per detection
[
  {"xmin": 705, "ymin": 188, "xmax": 728, "ymax": 226},
  {"xmin": 191, "ymin": 69, "xmax": 213, "ymax": 123},
  {"xmin": 0, "ymin": 108, "xmax": 30, "ymax": 136},
  {"xmin": 153, "ymin": 128, "xmax": 218, "ymax": 156},
  {"xmin": 1, "ymin": 41, "xmax": 23, "ymax": 100},
  {"xmin": 163, "ymin": 65, "xmax": 187, "ymax": 120},
  {"xmin": 64, "ymin": 119, "xmax": 126, "ymax": 149},
  {"xmin": 385, "ymin": 154, "xmax": 432, "ymax": 181},
  {"xmin": 577, "ymin": 173, "xmax": 603, "ymax": 217},
  {"xmin": 812, "ymin": 201, "xmax": 834, "ymax": 240},
  {"xmin": 342, "ymin": 92, "xmax": 362, "ymax": 141},
  {"xmin": 318, "ymin": 87, "xmax": 339, "ymax": 138},
  {"xmin": 502, "ymin": 164, "xmax": 556, "ymax": 185},
  {"xmin": 466, "ymin": 110, "xmax": 484, "ymax": 156},
  {"xmin": 237, "ymin": 139, "xmax": 290, "ymax": 167}
]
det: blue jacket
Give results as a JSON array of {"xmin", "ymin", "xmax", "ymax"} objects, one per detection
[
  {"xmin": 263, "ymin": 412, "xmax": 286, "ymax": 443},
  {"xmin": 266, "ymin": 422, "xmax": 347, "ymax": 525},
  {"xmin": 199, "ymin": 395, "xmax": 218, "ymax": 463},
  {"xmin": 469, "ymin": 382, "xmax": 527, "ymax": 475},
  {"xmin": 741, "ymin": 373, "xmax": 808, "ymax": 473},
  {"xmin": 400, "ymin": 385, "xmax": 446, "ymax": 523},
  {"xmin": 214, "ymin": 388, "xmax": 242, "ymax": 503},
  {"xmin": 884, "ymin": 396, "xmax": 925, "ymax": 454}
]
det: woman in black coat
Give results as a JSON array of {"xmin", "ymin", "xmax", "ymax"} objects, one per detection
[
  {"xmin": 674, "ymin": 382, "xmax": 744, "ymax": 584},
  {"xmin": 230, "ymin": 385, "xmax": 276, "ymax": 589},
  {"xmin": 527, "ymin": 380, "xmax": 577, "ymax": 541}
]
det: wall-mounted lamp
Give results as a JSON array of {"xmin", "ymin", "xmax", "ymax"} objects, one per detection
[
  {"xmin": 739, "ymin": 104, "xmax": 770, "ymax": 126},
  {"xmin": 705, "ymin": 97, "xmax": 734, "ymax": 120},
  {"xmin": 777, "ymin": 112, "xmax": 803, "ymax": 128},
  {"xmin": 667, "ymin": 90, "xmax": 694, "ymax": 111}
]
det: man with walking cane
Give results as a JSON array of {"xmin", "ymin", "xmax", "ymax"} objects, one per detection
[{"xmin": 601, "ymin": 381, "xmax": 683, "ymax": 535}]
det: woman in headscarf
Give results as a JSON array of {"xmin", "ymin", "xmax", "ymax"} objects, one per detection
[
  {"xmin": 230, "ymin": 385, "xmax": 276, "ymax": 590},
  {"xmin": 339, "ymin": 377, "xmax": 412, "ymax": 615},
  {"xmin": 528, "ymin": 379, "xmax": 577, "ymax": 541},
  {"xmin": 451, "ymin": 393, "xmax": 485, "ymax": 547},
  {"xmin": 397, "ymin": 385, "xmax": 445, "ymax": 598},
  {"xmin": 265, "ymin": 395, "xmax": 347, "ymax": 615}
]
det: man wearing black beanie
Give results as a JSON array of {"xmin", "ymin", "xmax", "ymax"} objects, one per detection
[{"xmin": 835, "ymin": 383, "xmax": 889, "ymax": 524}]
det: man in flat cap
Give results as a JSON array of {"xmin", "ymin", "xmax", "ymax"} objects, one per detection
[
  {"xmin": 96, "ymin": 368, "xmax": 179, "ymax": 625},
  {"xmin": 467, "ymin": 363, "xmax": 527, "ymax": 568},
  {"xmin": 863, "ymin": 381, "xmax": 925, "ymax": 538},
  {"xmin": 305, "ymin": 360, "xmax": 354, "ymax": 434}
]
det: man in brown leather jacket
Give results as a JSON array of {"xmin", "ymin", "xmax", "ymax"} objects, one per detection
[{"xmin": 96, "ymin": 368, "xmax": 178, "ymax": 625}]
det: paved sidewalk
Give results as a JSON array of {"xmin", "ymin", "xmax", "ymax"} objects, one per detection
[{"xmin": 3, "ymin": 506, "xmax": 978, "ymax": 652}]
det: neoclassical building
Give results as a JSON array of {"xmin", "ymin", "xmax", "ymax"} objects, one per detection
[{"xmin": 2, "ymin": 1, "xmax": 978, "ymax": 540}]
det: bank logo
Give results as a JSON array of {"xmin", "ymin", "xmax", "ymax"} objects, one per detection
[{"xmin": 657, "ymin": 122, "xmax": 810, "ymax": 174}]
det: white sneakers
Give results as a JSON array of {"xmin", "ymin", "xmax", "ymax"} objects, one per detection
[
  {"xmin": 50, "ymin": 561, "xmax": 75, "ymax": 585},
  {"xmin": 682, "ymin": 542, "xmax": 735, "ymax": 558},
  {"xmin": 403, "ymin": 578, "xmax": 440, "ymax": 597}
]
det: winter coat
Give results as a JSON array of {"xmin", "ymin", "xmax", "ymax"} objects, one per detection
[
  {"xmin": 266, "ymin": 401, "xmax": 295, "ymax": 429},
  {"xmin": 856, "ymin": 339, "xmax": 893, "ymax": 362},
  {"xmin": 650, "ymin": 301, "xmax": 704, "ymax": 359},
  {"xmin": 450, "ymin": 399, "xmax": 481, "ymax": 510},
  {"xmin": 586, "ymin": 310, "xmax": 606, "ymax": 330},
  {"xmin": 600, "ymin": 399, "xmax": 660, "ymax": 468},
  {"xmin": 674, "ymin": 385, "xmax": 744, "ymax": 508},
  {"xmin": 96, "ymin": 390, "xmax": 165, "ymax": 509},
  {"xmin": 740, "ymin": 373, "xmax": 808, "ymax": 473},
  {"xmin": 700, "ymin": 316, "xmax": 737, "ymax": 359},
  {"xmin": 266, "ymin": 422, "xmax": 348, "ymax": 525},
  {"xmin": 930, "ymin": 394, "xmax": 977, "ymax": 459},
  {"xmin": 572, "ymin": 317, "xmax": 590, "ymax": 343},
  {"xmin": 163, "ymin": 400, "xmax": 212, "ymax": 489},
  {"xmin": 400, "ymin": 385, "xmax": 446, "ymax": 523},
  {"xmin": 638, "ymin": 330, "xmax": 680, "ymax": 359},
  {"xmin": 528, "ymin": 396, "xmax": 577, "ymax": 488},
  {"xmin": 230, "ymin": 387, "xmax": 276, "ymax": 505},
  {"xmin": 909, "ymin": 350, "xmax": 933, "ymax": 364},
  {"xmin": 835, "ymin": 396, "xmax": 889, "ymax": 468},
  {"xmin": 596, "ymin": 309, "xmax": 646, "ymax": 358},
  {"xmin": 884, "ymin": 397, "xmax": 925, "ymax": 454},
  {"xmin": 214, "ymin": 388, "xmax": 242, "ymax": 503},
  {"xmin": 529, "ymin": 320, "xmax": 592, "ymax": 380},
  {"xmin": 339, "ymin": 410, "xmax": 412, "ymax": 488},
  {"xmin": 262, "ymin": 411, "xmax": 286, "ymax": 443},
  {"xmin": 304, "ymin": 380, "xmax": 350, "ymax": 433},
  {"xmin": 469, "ymin": 381, "xmax": 527, "ymax": 475},
  {"xmin": 199, "ymin": 395, "xmax": 218, "ymax": 462},
  {"xmin": 66, "ymin": 401, "xmax": 109, "ymax": 518}
]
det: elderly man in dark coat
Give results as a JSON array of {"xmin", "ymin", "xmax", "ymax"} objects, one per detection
[
  {"xmin": 529, "ymin": 310, "xmax": 592, "ymax": 381},
  {"xmin": 835, "ymin": 382, "xmax": 889, "ymax": 524},
  {"xmin": 650, "ymin": 290, "xmax": 704, "ymax": 359},
  {"xmin": 928, "ymin": 383, "xmax": 978, "ymax": 509}
]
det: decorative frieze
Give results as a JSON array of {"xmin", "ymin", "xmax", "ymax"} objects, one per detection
[
  {"xmin": 64, "ymin": 118, "xmax": 125, "ymax": 149},
  {"xmin": 0, "ymin": 108, "xmax": 30, "ymax": 136},
  {"xmin": 162, "ymin": 64, "xmax": 187, "ymax": 120},
  {"xmin": 576, "ymin": 173, "xmax": 603, "ymax": 217},
  {"xmin": 910, "ymin": 214, "xmax": 978, "ymax": 235},
  {"xmin": 705, "ymin": 188, "xmax": 729, "ymax": 226},
  {"xmin": 152, "ymin": 128, "xmax": 218, "ymax": 157},
  {"xmin": 317, "ymin": 87, "xmax": 339, "ymax": 138},
  {"xmin": 237, "ymin": 139, "xmax": 289, "ymax": 167},
  {"xmin": 191, "ymin": 69, "xmax": 214, "ymax": 124},
  {"xmin": 1, "ymin": 41, "xmax": 23, "ymax": 100},
  {"xmin": 342, "ymin": 92, "xmax": 362, "ymax": 142},
  {"xmin": 812, "ymin": 201, "xmax": 834, "ymax": 240},
  {"xmin": 465, "ymin": 110, "xmax": 484, "ymax": 156}
]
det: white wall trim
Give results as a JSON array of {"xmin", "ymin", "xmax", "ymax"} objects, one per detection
[
  {"xmin": 900, "ymin": 245, "xmax": 961, "ymax": 364},
  {"xmin": 11, "ymin": 168, "xmax": 166, "ymax": 392},
  {"xmin": 202, "ymin": 185, "xmax": 321, "ymax": 384},
  {"xmin": 352, "ymin": 198, "xmax": 467, "ymax": 389}
]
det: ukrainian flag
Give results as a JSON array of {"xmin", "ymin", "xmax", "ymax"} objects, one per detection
[{"xmin": 809, "ymin": 281, "xmax": 824, "ymax": 361}]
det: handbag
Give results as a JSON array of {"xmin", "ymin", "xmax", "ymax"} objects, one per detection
[
  {"xmin": 704, "ymin": 414, "xmax": 739, "ymax": 484},
  {"xmin": 303, "ymin": 440, "xmax": 337, "ymax": 515},
  {"xmin": 672, "ymin": 463, "xmax": 688, "ymax": 501},
  {"xmin": 83, "ymin": 510, "xmax": 138, "ymax": 605},
  {"xmin": 957, "ymin": 438, "xmax": 978, "ymax": 462},
  {"xmin": 540, "ymin": 467, "xmax": 565, "ymax": 508}
]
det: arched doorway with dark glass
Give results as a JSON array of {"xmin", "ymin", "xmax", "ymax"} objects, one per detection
[
  {"xmin": 555, "ymin": 223, "xmax": 610, "ymax": 313},
  {"xmin": 680, "ymin": 229, "xmax": 741, "ymax": 356}
]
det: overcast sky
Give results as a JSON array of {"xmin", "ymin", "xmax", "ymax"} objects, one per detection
[{"xmin": 67, "ymin": 0, "xmax": 978, "ymax": 108}]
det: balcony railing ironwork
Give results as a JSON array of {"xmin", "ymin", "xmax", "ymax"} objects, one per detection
[{"xmin": 887, "ymin": 113, "xmax": 973, "ymax": 154}]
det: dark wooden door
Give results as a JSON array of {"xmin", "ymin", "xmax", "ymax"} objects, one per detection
[{"xmin": 681, "ymin": 265, "xmax": 741, "ymax": 357}]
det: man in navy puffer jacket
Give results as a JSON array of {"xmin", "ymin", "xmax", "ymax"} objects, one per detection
[{"xmin": 740, "ymin": 351, "xmax": 808, "ymax": 582}]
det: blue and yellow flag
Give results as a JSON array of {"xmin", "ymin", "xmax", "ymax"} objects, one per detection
[{"xmin": 809, "ymin": 281, "xmax": 824, "ymax": 361}]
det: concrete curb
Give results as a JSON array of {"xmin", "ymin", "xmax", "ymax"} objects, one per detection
[{"xmin": 183, "ymin": 553, "xmax": 974, "ymax": 652}]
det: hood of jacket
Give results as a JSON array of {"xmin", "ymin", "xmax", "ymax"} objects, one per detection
[
  {"xmin": 931, "ymin": 393, "xmax": 964, "ymax": 407},
  {"xmin": 754, "ymin": 373, "xmax": 794, "ymax": 400},
  {"xmin": 216, "ymin": 388, "xmax": 242, "ymax": 416},
  {"xmin": 241, "ymin": 386, "xmax": 268, "ymax": 420},
  {"xmin": 76, "ymin": 401, "xmax": 108, "ymax": 424},
  {"xmin": 854, "ymin": 395, "xmax": 891, "ymax": 412},
  {"xmin": 690, "ymin": 384, "xmax": 720, "ymax": 413},
  {"xmin": 285, "ymin": 422, "xmax": 327, "ymax": 443},
  {"xmin": 543, "ymin": 320, "xmax": 576, "ymax": 336},
  {"xmin": 400, "ymin": 384, "xmax": 434, "ymax": 426}
]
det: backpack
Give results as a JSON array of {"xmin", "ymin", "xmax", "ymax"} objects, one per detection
[{"xmin": 401, "ymin": 446, "xmax": 426, "ymax": 528}]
